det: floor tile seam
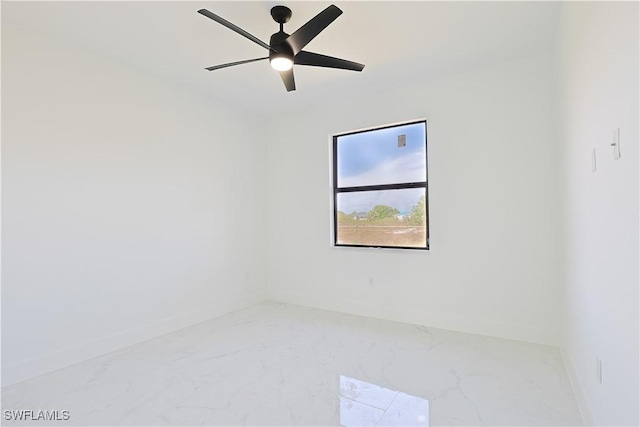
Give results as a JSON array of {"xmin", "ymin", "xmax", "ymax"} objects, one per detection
[
  {"xmin": 340, "ymin": 392, "xmax": 399, "ymax": 412},
  {"xmin": 373, "ymin": 391, "xmax": 403, "ymax": 426}
]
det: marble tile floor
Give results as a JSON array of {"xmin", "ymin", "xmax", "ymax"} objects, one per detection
[{"xmin": 1, "ymin": 302, "xmax": 583, "ymax": 426}]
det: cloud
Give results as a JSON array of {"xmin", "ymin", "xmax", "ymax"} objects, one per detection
[{"xmin": 339, "ymin": 152, "xmax": 426, "ymax": 188}]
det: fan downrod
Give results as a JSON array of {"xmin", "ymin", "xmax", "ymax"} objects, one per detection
[{"xmin": 270, "ymin": 6, "xmax": 292, "ymax": 24}]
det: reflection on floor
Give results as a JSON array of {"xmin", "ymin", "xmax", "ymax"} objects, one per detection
[
  {"xmin": 1, "ymin": 302, "xmax": 583, "ymax": 426},
  {"xmin": 340, "ymin": 375, "xmax": 429, "ymax": 426}
]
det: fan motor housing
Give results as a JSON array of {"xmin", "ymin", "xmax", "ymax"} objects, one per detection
[{"xmin": 269, "ymin": 31, "xmax": 294, "ymax": 61}]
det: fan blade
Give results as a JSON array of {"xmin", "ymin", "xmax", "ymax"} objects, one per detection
[
  {"xmin": 205, "ymin": 57, "xmax": 268, "ymax": 71},
  {"xmin": 284, "ymin": 5, "xmax": 342, "ymax": 55},
  {"xmin": 198, "ymin": 9, "xmax": 272, "ymax": 51},
  {"xmin": 295, "ymin": 51, "xmax": 364, "ymax": 71},
  {"xmin": 279, "ymin": 69, "xmax": 296, "ymax": 92}
]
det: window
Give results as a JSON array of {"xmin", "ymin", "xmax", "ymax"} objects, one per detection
[{"xmin": 332, "ymin": 120, "xmax": 429, "ymax": 250}]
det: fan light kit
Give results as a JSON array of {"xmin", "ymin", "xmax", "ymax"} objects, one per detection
[
  {"xmin": 270, "ymin": 56, "xmax": 293, "ymax": 71},
  {"xmin": 198, "ymin": 4, "xmax": 365, "ymax": 92}
]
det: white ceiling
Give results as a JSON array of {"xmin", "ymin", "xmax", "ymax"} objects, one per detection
[{"xmin": 3, "ymin": 1, "xmax": 561, "ymax": 114}]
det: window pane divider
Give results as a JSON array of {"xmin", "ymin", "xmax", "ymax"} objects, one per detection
[{"xmin": 336, "ymin": 181, "xmax": 427, "ymax": 193}]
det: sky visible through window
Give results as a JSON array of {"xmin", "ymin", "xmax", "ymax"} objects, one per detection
[{"xmin": 336, "ymin": 122, "xmax": 426, "ymax": 214}]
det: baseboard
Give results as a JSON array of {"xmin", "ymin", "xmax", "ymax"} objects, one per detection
[
  {"xmin": 1, "ymin": 293, "xmax": 265, "ymax": 387},
  {"xmin": 560, "ymin": 346, "xmax": 595, "ymax": 426},
  {"xmin": 271, "ymin": 290, "xmax": 558, "ymax": 346}
]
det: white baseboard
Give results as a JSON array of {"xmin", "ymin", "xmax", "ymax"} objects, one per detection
[
  {"xmin": 1, "ymin": 294, "xmax": 265, "ymax": 387},
  {"xmin": 271, "ymin": 290, "xmax": 558, "ymax": 346},
  {"xmin": 560, "ymin": 347, "xmax": 595, "ymax": 426}
]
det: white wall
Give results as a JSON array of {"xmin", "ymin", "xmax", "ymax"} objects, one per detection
[
  {"xmin": 1, "ymin": 26, "xmax": 267, "ymax": 386},
  {"xmin": 266, "ymin": 54, "xmax": 563, "ymax": 345},
  {"xmin": 557, "ymin": 2, "xmax": 639, "ymax": 425}
]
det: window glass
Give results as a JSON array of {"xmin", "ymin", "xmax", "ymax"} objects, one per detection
[
  {"xmin": 333, "ymin": 120, "xmax": 429, "ymax": 250},
  {"xmin": 337, "ymin": 122, "xmax": 426, "ymax": 188},
  {"xmin": 336, "ymin": 188, "xmax": 427, "ymax": 248}
]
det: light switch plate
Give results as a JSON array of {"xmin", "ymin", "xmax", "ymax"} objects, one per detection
[
  {"xmin": 612, "ymin": 128, "xmax": 621, "ymax": 160},
  {"xmin": 591, "ymin": 148, "xmax": 597, "ymax": 172}
]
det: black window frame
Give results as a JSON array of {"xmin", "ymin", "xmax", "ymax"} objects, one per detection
[{"xmin": 332, "ymin": 120, "xmax": 430, "ymax": 251}]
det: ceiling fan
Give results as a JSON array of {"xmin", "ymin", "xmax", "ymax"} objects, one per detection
[{"xmin": 197, "ymin": 4, "xmax": 365, "ymax": 92}]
